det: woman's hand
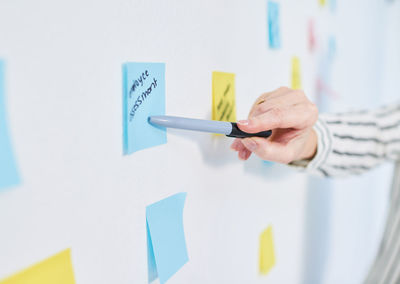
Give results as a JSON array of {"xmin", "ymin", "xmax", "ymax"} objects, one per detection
[{"xmin": 231, "ymin": 87, "xmax": 318, "ymax": 164}]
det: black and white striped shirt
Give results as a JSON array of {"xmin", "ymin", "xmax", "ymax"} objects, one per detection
[{"xmin": 302, "ymin": 103, "xmax": 400, "ymax": 283}]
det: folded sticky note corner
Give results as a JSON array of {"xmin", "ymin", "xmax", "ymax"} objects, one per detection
[
  {"xmin": 122, "ymin": 62, "xmax": 167, "ymax": 154},
  {"xmin": 146, "ymin": 192, "xmax": 188, "ymax": 284},
  {"xmin": 0, "ymin": 60, "xmax": 20, "ymax": 190}
]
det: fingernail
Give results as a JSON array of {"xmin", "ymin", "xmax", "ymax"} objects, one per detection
[
  {"xmin": 243, "ymin": 139, "xmax": 257, "ymax": 151},
  {"xmin": 237, "ymin": 120, "xmax": 249, "ymax": 125}
]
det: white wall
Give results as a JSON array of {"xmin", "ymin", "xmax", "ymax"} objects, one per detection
[
  {"xmin": 0, "ymin": 1, "xmax": 399, "ymax": 284},
  {"xmin": 303, "ymin": 1, "xmax": 400, "ymax": 284}
]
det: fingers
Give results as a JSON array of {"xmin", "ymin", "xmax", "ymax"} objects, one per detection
[
  {"xmin": 238, "ymin": 101, "xmax": 318, "ymax": 133},
  {"xmin": 231, "ymin": 136, "xmax": 294, "ymax": 163},
  {"xmin": 231, "ymin": 139, "xmax": 252, "ymax": 160},
  {"xmin": 239, "ymin": 148, "xmax": 252, "ymax": 160},
  {"xmin": 249, "ymin": 87, "xmax": 290, "ymax": 117},
  {"xmin": 230, "ymin": 138, "xmax": 242, "ymax": 151},
  {"xmin": 249, "ymin": 93, "xmax": 305, "ymax": 118},
  {"xmin": 231, "ymin": 87, "xmax": 318, "ymax": 162},
  {"xmin": 244, "ymin": 87, "xmax": 317, "ymax": 132},
  {"xmin": 241, "ymin": 137, "xmax": 295, "ymax": 164}
]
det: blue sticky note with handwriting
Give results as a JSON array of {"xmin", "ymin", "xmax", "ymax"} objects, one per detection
[
  {"xmin": 267, "ymin": 1, "xmax": 281, "ymax": 49},
  {"xmin": 0, "ymin": 61, "xmax": 20, "ymax": 190},
  {"xmin": 146, "ymin": 192, "xmax": 188, "ymax": 284},
  {"xmin": 122, "ymin": 62, "xmax": 166, "ymax": 154}
]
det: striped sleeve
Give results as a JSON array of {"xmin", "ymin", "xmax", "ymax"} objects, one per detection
[{"xmin": 298, "ymin": 103, "xmax": 400, "ymax": 177}]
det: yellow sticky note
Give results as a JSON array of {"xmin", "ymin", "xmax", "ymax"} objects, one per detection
[
  {"xmin": 212, "ymin": 71, "xmax": 236, "ymax": 122},
  {"xmin": 259, "ymin": 226, "xmax": 276, "ymax": 275},
  {"xmin": 319, "ymin": 0, "xmax": 326, "ymax": 6},
  {"xmin": 0, "ymin": 249, "xmax": 76, "ymax": 284},
  {"xmin": 291, "ymin": 56, "xmax": 302, "ymax": 90}
]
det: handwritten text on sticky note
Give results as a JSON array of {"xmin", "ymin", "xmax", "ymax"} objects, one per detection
[
  {"xmin": 259, "ymin": 226, "xmax": 276, "ymax": 275},
  {"xmin": 212, "ymin": 72, "xmax": 236, "ymax": 122},
  {"xmin": 122, "ymin": 62, "xmax": 166, "ymax": 154},
  {"xmin": 146, "ymin": 193, "xmax": 188, "ymax": 284},
  {"xmin": 0, "ymin": 60, "xmax": 20, "ymax": 190},
  {"xmin": 0, "ymin": 249, "xmax": 75, "ymax": 284}
]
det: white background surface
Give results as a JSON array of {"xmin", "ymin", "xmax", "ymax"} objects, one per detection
[{"xmin": 0, "ymin": 1, "xmax": 399, "ymax": 283}]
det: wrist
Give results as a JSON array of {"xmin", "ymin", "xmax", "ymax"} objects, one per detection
[{"xmin": 298, "ymin": 129, "xmax": 318, "ymax": 161}]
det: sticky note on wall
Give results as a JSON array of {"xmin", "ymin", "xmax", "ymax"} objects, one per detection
[
  {"xmin": 291, "ymin": 57, "xmax": 302, "ymax": 90},
  {"xmin": 0, "ymin": 60, "xmax": 20, "ymax": 190},
  {"xmin": 267, "ymin": 1, "xmax": 281, "ymax": 49},
  {"xmin": 259, "ymin": 226, "xmax": 276, "ymax": 275},
  {"xmin": 0, "ymin": 249, "xmax": 75, "ymax": 284},
  {"xmin": 212, "ymin": 72, "xmax": 236, "ymax": 122},
  {"xmin": 308, "ymin": 20, "xmax": 316, "ymax": 52},
  {"xmin": 122, "ymin": 62, "xmax": 166, "ymax": 154},
  {"xmin": 146, "ymin": 193, "xmax": 188, "ymax": 284},
  {"xmin": 319, "ymin": 0, "xmax": 326, "ymax": 6},
  {"xmin": 330, "ymin": 0, "xmax": 336, "ymax": 12},
  {"xmin": 328, "ymin": 36, "xmax": 336, "ymax": 61}
]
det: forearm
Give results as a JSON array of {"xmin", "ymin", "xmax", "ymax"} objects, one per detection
[{"xmin": 294, "ymin": 103, "xmax": 400, "ymax": 177}]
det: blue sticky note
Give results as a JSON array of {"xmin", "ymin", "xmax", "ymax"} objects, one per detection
[
  {"xmin": 122, "ymin": 62, "xmax": 166, "ymax": 154},
  {"xmin": 330, "ymin": 0, "xmax": 336, "ymax": 12},
  {"xmin": 0, "ymin": 60, "xmax": 20, "ymax": 190},
  {"xmin": 263, "ymin": 160, "xmax": 274, "ymax": 167},
  {"xmin": 327, "ymin": 36, "xmax": 336, "ymax": 61},
  {"xmin": 267, "ymin": 1, "xmax": 281, "ymax": 49},
  {"xmin": 146, "ymin": 193, "xmax": 188, "ymax": 284}
]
